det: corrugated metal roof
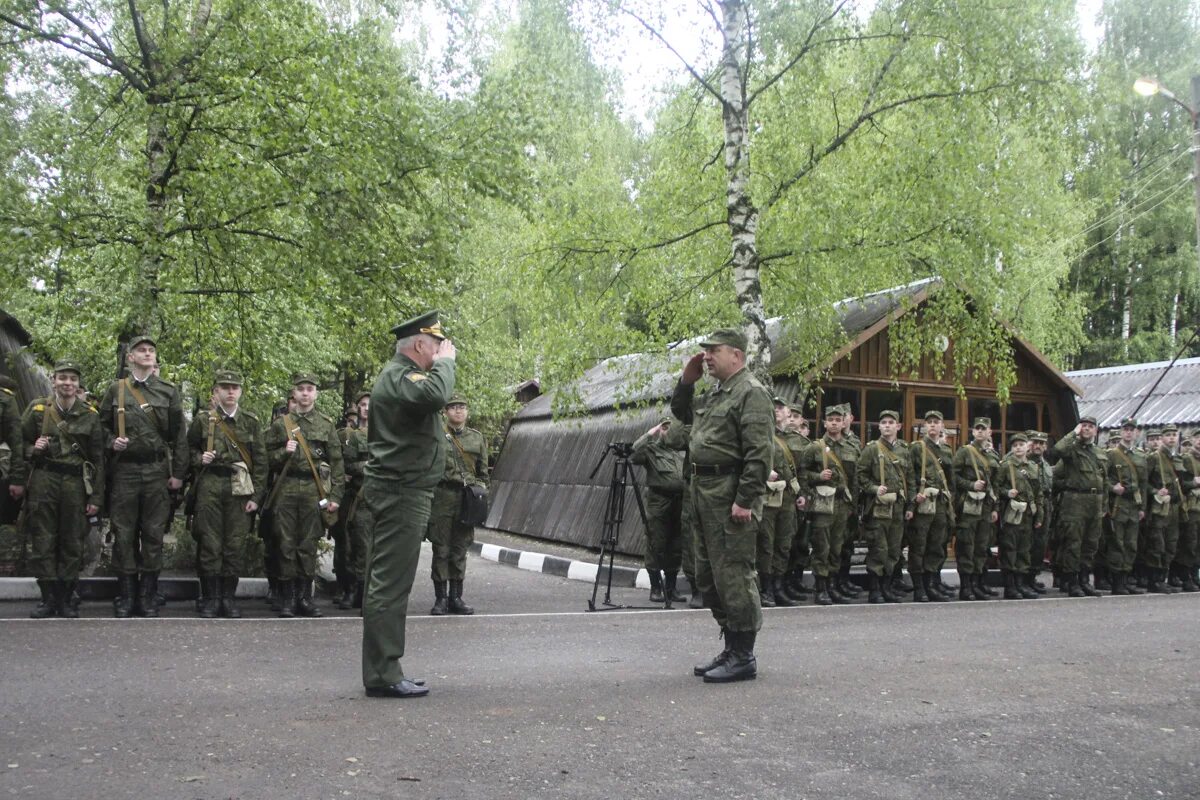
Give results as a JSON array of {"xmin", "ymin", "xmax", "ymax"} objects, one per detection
[
  {"xmin": 517, "ymin": 277, "xmax": 938, "ymax": 420},
  {"xmin": 1066, "ymin": 357, "xmax": 1200, "ymax": 429}
]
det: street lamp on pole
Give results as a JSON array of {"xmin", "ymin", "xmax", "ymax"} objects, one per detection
[{"xmin": 1134, "ymin": 75, "xmax": 1200, "ymax": 289}]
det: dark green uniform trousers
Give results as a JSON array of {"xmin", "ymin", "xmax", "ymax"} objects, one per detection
[
  {"xmin": 954, "ymin": 514, "xmax": 991, "ymax": 575},
  {"xmin": 26, "ymin": 470, "xmax": 87, "ymax": 580},
  {"xmin": 1056, "ymin": 493, "xmax": 1105, "ymax": 573},
  {"xmin": 1106, "ymin": 514, "xmax": 1140, "ymax": 573},
  {"xmin": 426, "ymin": 485, "xmax": 473, "ymax": 582},
  {"xmin": 333, "ymin": 487, "xmax": 371, "ymax": 581},
  {"xmin": 109, "ymin": 461, "xmax": 171, "ymax": 574},
  {"xmin": 908, "ymin": 509, "xmax": 949, "ymax": 576},
  {"xmin": 864, "ymin": 510, "xmax": 904, "ymax": 577},
  {"xmin": 691, "ymin": 475, "xmax": 761, "ymax": 634},
  {"xmin": 679, "ymin": 487, "xmax": 696, "ymax": 586},
  {"xmin": 766, "ymin": 496, "xmax": 796, "ymax": 575},
  {"xmin": 1174, "ymin": 513, "xmax": 1198, "ymax": 572},
  {"xmin": 998, "ymin": 519, "xmax": 1033, "ymax": 573},
  {"xmin": 1144, "ymin": 505, "xmax": 1179, "ymax": 570},
  {"xmin": 809, "ymin": 502, "xmax": 850, "ymax": 578},
  {"xmin": 643, "ymin": 488, "xmax": 684, "ymax": 574},
  {"xmin": 192, "ymin": 474, "xmax": 250, "ymax": 576},
  {"xmin": 273, "ymin": 477, "xmax": 323, "ymax": 579},
  {"xmin": 362, "ymin": 479, "xmax": 431, "ymax": 688}
]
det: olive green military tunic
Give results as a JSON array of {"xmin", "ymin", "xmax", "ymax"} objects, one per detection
[
  {"xmin": 14, "ymin": 397, "xmax": 105, "ymax": 580},
  {"xmin": 908, "ymin": 435, "xmax": 954, "ymax": 578},
  {"xmin": 1145, "ymin": 447, "xmax": 1184, "ymax": 571},
  {"xmin": 1051, "ymin": 431, "xmax": 1108, "ymax": 574},
  {"xmin": 336, "ymin": 424, "xmax": 372, "ymax": 582},
  {"xmin": 426, "ymin": 422, "xmax": 489, "ymax": 582},
  {"xmin": 800, "ymin": 434, "xmax": 857, "ymax": 578},
  {"xmin": 782, "ymin": 430, "xmax": 812, "ymax": 577},
  {"xmin": 857, "ymin": 437, "xmax": 913, "ymax": 578},
  {"xmin": 997, "ymin": 454, "xmax": 1041, "ymax": 574},
  {"xmin": 361, "ymin": 352, "xmax": 455, "ymax": 689},
  {"xmin": 759, "ymin": 431, "xmax": 798, "ymax": 577},
  {"xmin": 187, "ymin": 407, "xmax": 267, "ymax": 576},
  {"xmin": 631, "ymin": 427, "xmax": 685, "ymax": 577},
  {"xmin": 266, "ymin": 410, "xmax": 344, "ymax": 580},
  {"xmin": 0, "ymin": 385, "xmax": 22, "ymax": 567},
  {"xmin": 1174, "ymin": 451, "xmax": 1200, "ymax": 576},
  {"xmin": 670, "ymin": 367, "xmax": 773, "ymax": 634},
  {"xmin": 953, "ymin": 441, "xmax": 998, "ymax": 576},
  {"xmin": 99, "ymin": 375, "xmax": 189, "ymax": 574},
  {"xmin": 1105, "ymin": 443, "xmax": 1146, "ymax": 574}
]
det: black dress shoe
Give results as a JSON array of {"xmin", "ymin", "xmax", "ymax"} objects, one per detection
[{"xmin": 365, "ymin": 679, "xmax": 429, "ymax": 698}]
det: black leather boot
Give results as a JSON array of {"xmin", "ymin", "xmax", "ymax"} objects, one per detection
[
  {"xmin": 1094, "ymin": 565, "xmax": 1111, "ymax": 591},
  {"xmin": 957, "ymin": 572, "xmax": 974, "ymax": 601},
  {"xmin": 1066, "ymin": 572, "xmax": 1085, "ymax": 597},
  {"xmin": 335, "ymin": 575, "xmax": 354, "ymax": 609},
  {"xmin": 758, "ymin": 571, "xmax": 775, "ymax": 608},
  {"xmin": 971, "ymin": 573, "xmax": 990, "ymax": 600},
  {"xmin": 139, "ymin": 572, "xmax": 159, "ymax": 618},
  {"xmin": 1110, "ymin": 570, "xmax": 1130, "ymax": 596},
  {"xmin": 1028, "ymin": 570, "xmax": 1047, "ymax": 594},
  {"xmin": 58, "ymin": 580, "xmax": 79, "ymax": 618},
  {"xmin": 813, "ymin": 575, "xmax": 833, "ymax": 606},
  {"xmin": 913, "ymin": 573, "xmax": 930, "ymax": 602},
  {"xmin": 827, "ymin": 575, "xmax": 850, "ymax": 604},
  {"xmin": 1078, "ymin": 569, "xmax": 1100, "ymax": 597},
  {"xmin": 694, "ymin": 629, "xmax": 730, "ymax": 676},
  {"xmin": 664, "ymin": 573, "xmax": 688, "ymax": 603},
  {"xmin": 1181, "ymin": 566, "xmax": 1200, "ymax": 592},
  {"xmin": 925, "ymin": 573, "xmax": 949, "ymax": 602},
  {"xmin": 772, "ymin": 575, "xmax": 798, "ymax": 607},
  {"xmin": 703, "ymin": 630, "xmax": 757, "ymax": 683},
  {"xmin": 868, "ymin": 573, "xmax": 884, "ymax": 604},
  {"xmin": 648, "ymin": 570, "xmax": 665, "ymax": 603},
  {"xmin": 448, "ymin": 579, "xmax": 475, "ymax": 615},
  {"xmin": 1162, "ymin": 567, "xmax": 1181, "ymax": 593},
  {"xmin": 430, "ymin": 580, "xmax": 449, "ymax": 615},
  {"xmin": 784, "ymin": 570, "xmax": 809, "ymax": 600},
  {"xmin": 199, "ymin": 575, "xmax": 220, "ymax": 618},
  {"xmin": 195, "ymin": 571, "xmax": 207, "ymax": 613},
  {"xmin": 838, "ymin": 569, "xmax": 861, "ymax": 598},
  {"xmin": 892, "ymin": 564, "xmax": 912, "ymax": 594},
  {"xmin": 688, "ymin": 587, "xmax": 704, "ymax": 609},
  {"xmin": 297, "ymin": 578, "xmax": 323, "ymax": 617},
  {"xmin": 266, "ymin": 577, "xmax": 281, "ymax": 610},
  {"xmin": 1017, "ymin": 572, "xmax": 1039, "ymax": 599},
  {"xmin": 113, "ymin": 575, "xmax": 135, "ymax": 618},
  {"xmin": 30, "ymin": 579, "xmax": 56, "ymax": 619},
  {"xmin": 880, "ymin": 573, "xmax": 902, "ymax": 603},
  {"xmin": 1003, "ymin": 570, "xmax": 1020, "ymax": 599},
  {"xmin": 353, "ymin": 578, "xmax": 364, "ymax": 609},
  {"xmin": 221, "ymin": 576, "xmax": 241, "ymax": 618},
  {"xmin": 979, "ymin": 569, "xmax": 998, "ymax": 597},
  {"xmin": 277, "ymin": 578, "xmax": 297, "ymax": 617}
]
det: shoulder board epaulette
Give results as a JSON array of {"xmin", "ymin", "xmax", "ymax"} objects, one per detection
[
  {"xmin": 406, "ymin": 372, "xmax": 428, "ymax": 383},
  {"xmin": 32, "ymin": 403, "xmax": 44, "ymax": 412},
  {"xmin": 317, "ymin": 411, "xmax": 333, "ymax": 424},
  {"xmin": 242, "ymin": 410, "xmax": 258, "ymax": 421},
  {"xmin": 86, "ymin": 405, "xmax": 97, "ymax": 414},
  {"xmin": 1, "ymin": 387, "xmax": 13, "ymax": 396},
  {"xmin": 157, "ymin": 378, "xmax": 176, "ymax": 388},
  {"xmin": 747, "ymin": 376, "xmax": 765, "ymax": 390}
]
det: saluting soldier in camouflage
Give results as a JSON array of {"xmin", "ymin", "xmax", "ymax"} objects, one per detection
[
  {"xmin": 362, "ymin": 311, "xmax": 456, "ymax": 699},
  {"xmin": 857, "ymin": 410, "xmax": 913, "ymax": 604},
  {"xmin": 1145, "ymin": 425, "xmax": 1185, "ymax": 594},
  {"xmin": 1025, "ymin": 431, "xmax": 1053, "ymax": 594},
  {"xmin": 1105, "ymin": 418, "xmax": 1147, "ymax": 595},
  {"xmin": 779, "ymin": 402, "xmax": 811, "ymax": 601},
  {"xmin": 1051, "ymin": 416, "xmax": 1107, "ymax": 597},
  {"xmin": 1176, "ymin": 431, "xmax": 1200, "ymax": 592},
  {"xmin": 0, "ymin": 375, "xmax": 22, "ymax": 573},
  {"xmin": 799, "ymin": 405, "xmax": 857, "ymax": 606},
  {"xmin": 186, "ymin": 370, "xmax": 267, "ymax": 618},
  {"xmin": 670, "ymin": 328, "xmax": 772, "ymax": 684},
  {"xmin": 425, "ymin": 394, "xmax": 489, "ymax": 615},
  {"xmin": 13, "ymin": 361, "xmax": 104, "ymax": 618},
  {"xmin": 908, "ymin": 410, "xmax": 954, "ymax": 602},
  {"xmin": 953, "ymin": 417, "xmax": 999, "ymax": 601},
  {"xmin": 996, "ymin": 434, "xmax": 1041, "ymax": 599},
  {"xmin": 100, "ymin": 335, "xmax": 189, "ymax": 618},
  {"xmin": 333, "ymin": 392, "xmax": 372, "ymax": 610},
  {"xmin": 756, "ymin": 399, "xmax": 799, "ymax": 608},
  {"xmin": 631, "ymin": 417, "xmax": 687, "ymax": 604},
  {"xmin": 266, "ymin": 373, "xmax": 344, "ymax": 617}
]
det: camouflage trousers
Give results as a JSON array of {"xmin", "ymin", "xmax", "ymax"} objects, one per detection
[
  {"xmin": 333, "ymin": 484, "xmax": 371, "ymax": 581},
  {"xmin": 954, "ymin": 513, "xmax": 992, "ymax": 575},
  {"xmin": 109, "ymin": 462, "xmax": 171, "ymax": 575},
  {"xmin": 1105, "ymin": 510, "xmax": 1140, "ymax": 573},
  {"xmin": 426, "ymin": 485, "xmax": 473, "ymax": 582},
  {"xmin": 907, "ymin": 507, "xmax": 950, "ymax": 576},
  {"xmin": 997, "ymin": 519, "xmax": 1033, "ymax": 573},
  {"xmin": 809, "ymin": 502, "xmax": 850, "ymax": 578},
  {"xmin": 1055, "ymin": 493, "xmax": 1104, "ymax": 573},
  {"xmin": 691, "ymin": 475, "xmax": 761, "ymax": 634},
  {"xmin": 26, "ymin": 470, "xmax": 88, "ymax": 580},
  {"xmin": 192, "ymin": 473, "xmax": 251, "ymax": 576},
  {"xmin": 272, "ymin": 477, "xmax": 324, "ymax": 580},
  {"xmin": 1143, "ymin": 505, "xmax": 1179, "ymax": 570},
  {"xmin": 1173, "ymin": 513, "xmax": 1198, "ymax": 570},
  {"xmin": 757, "ymin": 493, "xmax": 796, "ymax": 575},
  {"xmin": 642, "ymin": 488, "xmax": 684, "ymax": 575},
  {"xmin": 863, "ymin": 507, "xmax": 904, "ymax": 577}
]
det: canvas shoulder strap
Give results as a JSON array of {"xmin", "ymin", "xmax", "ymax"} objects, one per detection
[
  {"xmin": 284, "ymin": 414, "xmax": 327, "ymax": 501},
  {"xmin": 216, "ymin": 416, "xmax": 252, "ymax": 469},
  {"xmin": 773, "ymin": 434, "xmax": 796, "ymax": 471},
  {"xmin": 823, "ymin": 438, "xmax": 848, "ymax": 489},
  {"xmin": 445, "ymin": 425, "xmax": 478, "ymax": 482},
  {"xmin": 123, "ymin": 379, "xmax": 163, "ymax": 432},
  {"xmin": 1109, "ymin": 446, "xmax": 1138, "ymax": 486}
]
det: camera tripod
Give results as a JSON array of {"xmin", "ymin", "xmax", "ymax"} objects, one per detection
[{"xmin": 586, "ymin": 441, "xmax": 666, "ymax": 612}]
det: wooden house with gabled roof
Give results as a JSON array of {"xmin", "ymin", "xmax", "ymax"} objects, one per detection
[{"xmin": 486, "ymin": 278, "xmax": 1081, "ymax": 555}]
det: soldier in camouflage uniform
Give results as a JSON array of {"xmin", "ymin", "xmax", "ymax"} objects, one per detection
[
  {"xmin": 1145, "ymin": 425, "xmax": 1185, "ymax": 594},
  {"xmin": 0, "ymin": 375, "xmax": 22, "ymax": 574},
  {"xmin": 908, "ymin": 410, "xmax": 954, "ymax": 602},
  {"xmin": 1105, "ymin": 418, "xmax": 1146, "ymax": 595},
  {"xmin": 1052, "ymin": 416, "xmax": 1107, "ymax": 597},
  {"xmin": 266, "ymin": 373, "xmax": 344, "ymax": 617},
  {"xmin": 756, "ymin": 400, "xmax": 799, "ymax": 608},
  {"xmin": 186, "ymin": 370, "xmax": 267, "ymax": 618},
  {"xmin": 1025, "ymin": 431, "xmax": 1052, "ymax": 594},
  {"xmin": 835, "ymin": 405, "xmax": 863, "ymax": 599},
  {"xmin": 334, "ymin": 391, "xmax": 372, "ymax": 610},
  {"xmin": 857, "ymin": 410, "xmax": 913, "ymax": 604},
  {"xmin": 13, "ymin": 361, "xmax": 105, "ymax": 618},
  {"xmin": 996, "ymin": 434, "xmax": 1041, "ymax": 599},
  {"xmin": 953, "ymin": 417, "xmax": 999, "ymax": 601},
  {"xmin": 631, "ymin": 417, "xmax": 687, "ymax": 604},
  {"xmin": 779, "ymin": 402, "xmax": 811, "ymax": 601},
  {"xmin": 425, "ymin": 394, "xmax": 489, "ymax": 615},
  {"xmin": 1176, "ymin": 431, "xmax": 1200, "ymax": 592},
  {"xmin": 671, "ymin": 328, "xmax": 772, "ymax": 684},
  {"xmin": 100, "ymin": 335, "xmax": 189, "ymax": 618},
  {"xmin": 799, "ymin": 405, "xmax": 857, "ymax": 606}
]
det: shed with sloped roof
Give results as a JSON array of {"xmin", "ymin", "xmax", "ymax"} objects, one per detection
[{"xmin": 1067, "ymin": 357, "xmax": 1200, "ymax": 431}]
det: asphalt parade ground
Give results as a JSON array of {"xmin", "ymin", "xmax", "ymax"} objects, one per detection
[{"xmin": 1, "ymin": 543, "xmax": 1198, "ymax": 800}]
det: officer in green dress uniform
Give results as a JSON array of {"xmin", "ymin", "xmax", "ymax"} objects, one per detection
[
  {"xmin": 0, "ymin": 374, "xmax": 22, "ymax": 573},
  {"xmin": 631, "ymin": 417, "xmax": 687, "ymax": 604},
  {"xmin": 908, "ymin": 410, "xmax": 954, "ymax": 602},
  {"xmin": 953, "ymin": 417, "xmax": 999, "ymax": 601},
  {"xmin": 857, "ymin": 410, "xmax": 913, "ymax": 604},
  {"xmin": 186, "ymin": 370, "xmax": 267, "ymax": 618},
  {"xmin": 996, "ymin": 433, "xmax": 1041, "ymax": 599},
  {"xmin": 333, "ymin": 391, "xmax": 372, "ymax": 609},
  {"xmin": 13, "ymin": 361, "xmax": 105, "ymax": 618},
  {"xmin": 670, "ymin": 328, "xmax": 772, "ymax": 683},
  {"xmin": 1051, "ymin": 416, "xmax": 1107, "ymax": 597},
  {"xmin": 362, "ymin": 311, "xmax": 456, "ymax": 699},
  {"xmin": 99, "ymin": 335, "xmax": 189, "ymax": 618},
  {"xmin": 425, "ymin": 394, "xmax": 489, "ymax": 615},
  {"xmin": 266, "ymin": 373, "xmax": 344, "ymax": 617},
  {"xmin": 1104, "ymin": 418, "xmax": 1146, "ymax": 596}
]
